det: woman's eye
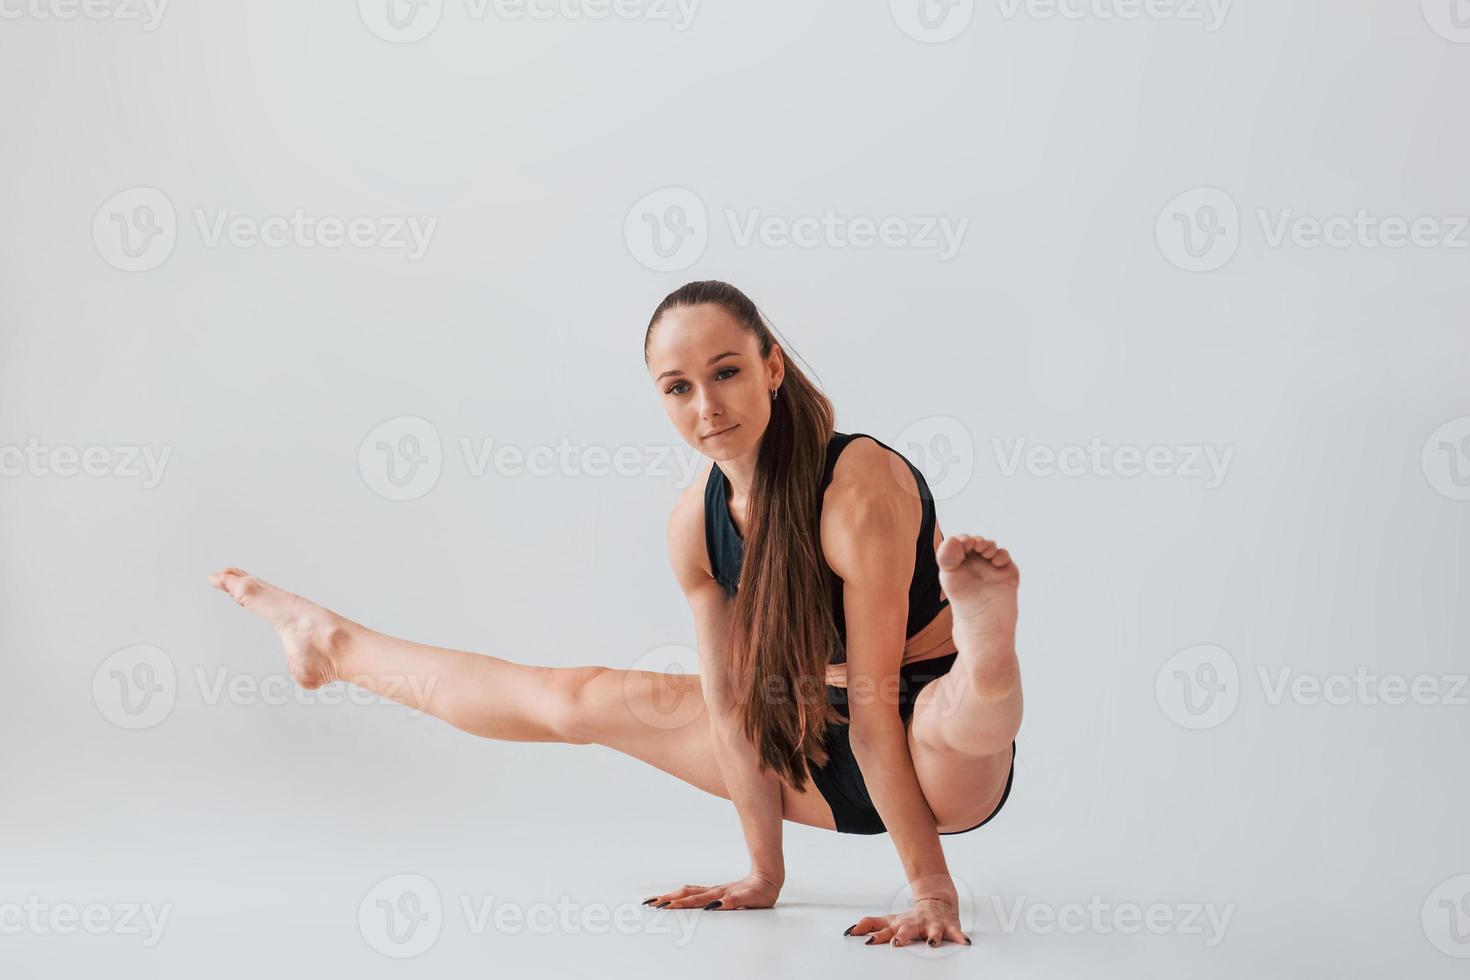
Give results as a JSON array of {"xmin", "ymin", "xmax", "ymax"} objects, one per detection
[{"xmin": 667, "ymin": 368, "xmax": 736, "ymax": 395}]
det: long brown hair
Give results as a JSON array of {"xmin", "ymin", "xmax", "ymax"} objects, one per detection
[{"xmin": 644, "ymin": 280, "xmax": 844, "ymax": 791}]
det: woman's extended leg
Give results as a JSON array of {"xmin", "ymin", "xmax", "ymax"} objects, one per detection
[
  {"xmin": 205, "ymin": 567, "xmax": 838, "ymax": 831},
  {"xmin": 905, "ymin": 535, "xmax": 1024, "ymax": 833}
]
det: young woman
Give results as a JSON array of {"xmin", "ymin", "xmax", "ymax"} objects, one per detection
[{"xmin": 208, "ymin": 280, "xmax": 1023, "ymax": 949}]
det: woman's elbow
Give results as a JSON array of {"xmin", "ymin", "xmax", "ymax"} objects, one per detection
[{"xmin": 848, "ymin": 712, "xmax": 905, "ymax": 757}]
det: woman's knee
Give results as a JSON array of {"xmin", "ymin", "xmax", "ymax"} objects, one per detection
[{"xmin": 544, "ymin": 665, "xmax": 613, "ymax": 745}]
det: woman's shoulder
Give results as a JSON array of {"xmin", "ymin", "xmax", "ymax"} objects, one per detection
[
  {"xmin": 823, "ymin": 434, "xmax": 921, "ymax": 511},
  {"xmin": 666, "ymin": 459, "xmax": 718, "ymax": 589},
  {"xmin": 819, "ymin": 434, "xmax": 923, "ymax": 575}
]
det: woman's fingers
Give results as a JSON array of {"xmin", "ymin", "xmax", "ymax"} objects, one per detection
[{"xmin": 643, "ymin": 884, "xmax": 708, "ymax": 907}]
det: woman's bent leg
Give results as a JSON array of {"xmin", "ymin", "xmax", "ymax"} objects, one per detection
[{"xmin": 906, "ymin": 535, "xmax": 1024, "ymax": 833}]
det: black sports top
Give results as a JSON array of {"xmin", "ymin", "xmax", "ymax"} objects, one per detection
[{"xmin": 702, "ymin": 430, "xmax": 950, "ymax": 665}]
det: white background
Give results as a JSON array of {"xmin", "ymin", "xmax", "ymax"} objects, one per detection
[{"xmin": 1, "ymin": 1, "xmax": 1467, "ymax": 976}]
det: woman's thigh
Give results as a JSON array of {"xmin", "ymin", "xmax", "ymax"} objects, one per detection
[
  {"xmin": 905, "ymin": 668, "xmax": 1023, "ymax": 832},
  {"xmin": 572, "ymin": 667, "xmax": 838, "ymax": 833}
]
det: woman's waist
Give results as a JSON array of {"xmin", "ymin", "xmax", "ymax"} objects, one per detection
[{"xmin": 825, "ymin": 604, "xmax": 957, "ymax": 689}]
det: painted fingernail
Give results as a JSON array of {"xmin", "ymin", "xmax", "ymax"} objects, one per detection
[
  {"xmin": 642, "ymin": 898, "xmax": 656, "ymax": 905},
  {"xmin": 929, "ymin": 939, "xmax": 939, "ymax": 947},
  {"xmin": 864, "ymin": 936, "xmax": 876, "ymax": 945},
  {"xmin": 964, "ymin": 937, "xmax": 972, "ymax": 945},
  {"xmin": 843, "ymin": 924, "xmax": 855, "ymax": 936},
  {"xmin": 702, "ymin": 901, "xmax": 721, "ymax": 910},
  {"xmin": 655, "ymin": 901, "xmax": 670, "ymax": 908}
]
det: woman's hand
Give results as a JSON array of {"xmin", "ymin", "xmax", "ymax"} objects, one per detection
[
  {"xmin": 641, "ymin": 870, "xmax": 782, "ymax": 911},
  {"xmin": 845, "ymin": 896, "xmax": 971, "ymax": 947}
]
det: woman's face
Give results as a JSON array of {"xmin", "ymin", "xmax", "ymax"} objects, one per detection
[{"xmin": 647, "ymin": 303, "xmax": 784, "ymax": 459}]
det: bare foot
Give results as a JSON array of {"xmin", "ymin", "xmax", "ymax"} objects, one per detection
[
  {"xmin": 207, "ymin": 567, "xmax": 354, "ymax": 690},
  {"xmin": 936, "ymin": 534, "xmax": 1019, "ymax": 655}
]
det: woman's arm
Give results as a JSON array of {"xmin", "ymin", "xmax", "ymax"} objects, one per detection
[
  {"xmin": 664, "ymin": 483, "xmax": 787, "ymax": 891},
  {"xmin": 819, "ymin": 446, "xmax": 960, "ymax": 917}
]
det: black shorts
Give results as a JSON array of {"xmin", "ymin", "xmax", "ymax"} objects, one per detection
[{"xmin": 808, "ymin": 651, "xmax": 1017, "ymax": 836}]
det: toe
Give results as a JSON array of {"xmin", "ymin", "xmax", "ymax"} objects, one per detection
[{"xmin": 936, "ymin": 536, "xmax": 968, "ymax": 570}]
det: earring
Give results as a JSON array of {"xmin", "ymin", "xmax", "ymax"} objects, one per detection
[{"xmin": 771, "ymin": 388, "xmax": 778, "ymax": 401}]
